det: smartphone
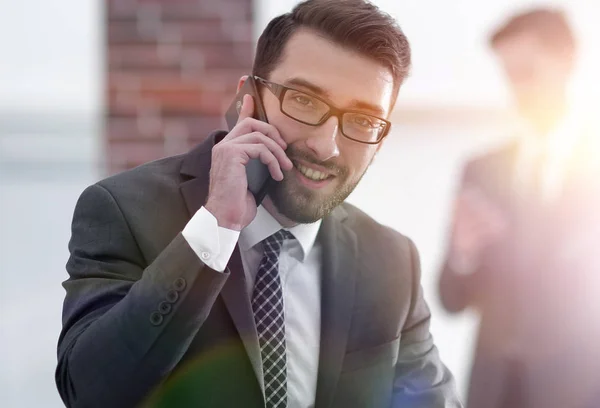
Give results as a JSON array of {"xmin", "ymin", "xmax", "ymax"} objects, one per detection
[{"xmin": 224, "ymin": 76, "xmax": 274, "ymax": 206}]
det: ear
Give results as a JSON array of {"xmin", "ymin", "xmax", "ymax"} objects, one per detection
[{"xmin": 237, "ymin": 75, "xmax": 249, "ymax": 93}]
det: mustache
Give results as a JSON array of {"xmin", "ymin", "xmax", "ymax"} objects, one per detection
[{"xmin": 285, "ymin": 145, "xmax": 346, "ymax": 176}]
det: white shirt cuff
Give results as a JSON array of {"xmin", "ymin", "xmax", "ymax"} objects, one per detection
[{"xmin": 182, "ymin": 207, "xmax": 240, "ymax": 272}]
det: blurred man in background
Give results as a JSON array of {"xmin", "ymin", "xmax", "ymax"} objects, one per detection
[{"xmin": 439, "ymin": 8, "xmax": 600, "ymax": 408}]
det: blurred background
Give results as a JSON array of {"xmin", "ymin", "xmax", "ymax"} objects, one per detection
[{"xmin": 0, "ymin": 0, "xmax": 598, "ymax": 406}]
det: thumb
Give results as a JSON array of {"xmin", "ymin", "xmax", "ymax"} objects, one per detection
[{"xmin": 237, "ymin": 93, "xmax": 255, "ymax": 124}]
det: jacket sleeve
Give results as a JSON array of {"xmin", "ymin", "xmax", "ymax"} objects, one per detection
[
  {"xmin": 55, "ymin": 183, "xmax": 230, "ymax": 408},
  {"xmin": 392, "ymin": 239, "xmax": 463, "ymax": 408},
  {"xmin": 438, "ymin": 262, "xmax": 483, "ymax": 314},
  {"xmin": 438, "ymin": 163, "xmax": 483, "ymax": 314}
]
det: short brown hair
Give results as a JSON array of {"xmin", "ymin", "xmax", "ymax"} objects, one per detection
[
  {"xmin": 252, "ymin": 0, "xmax": 411, "ymax": 108},
  {"xmin": 490, "ymin": 8, "xmax": 576, "ymax": 56}
]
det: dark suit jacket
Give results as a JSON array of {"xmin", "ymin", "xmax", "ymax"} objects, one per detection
[
  {"xmin": 439, "ymin": 138, "xmax": 600, "ymax": 408},
  {"xmin": 56, "ymin": 131, "xmax": 461, "ymax": 408}
]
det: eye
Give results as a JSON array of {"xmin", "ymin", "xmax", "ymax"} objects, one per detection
[
  {"xmin": 354, "ymin": 115, "xmax": 375, "ymax": 128},
  {"xmin": 293, "ymin": 94, "xmax": 314, "ymax": 106}
]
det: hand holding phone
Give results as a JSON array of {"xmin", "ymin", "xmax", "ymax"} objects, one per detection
[
  {"xmin": 225, "ymin": 76, "xmax": 275, "ymax": 206},
  {"xmin": 204, "ymin": 84, "xmax": 293, "ymax": 231}
]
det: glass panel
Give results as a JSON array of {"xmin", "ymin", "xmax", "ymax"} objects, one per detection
[
  {"xmin": 281, "ymin": 90, "xmax": 330, "ymax": 124},
  {"xmin": 342, "ymin": 113, "xmax": 386, "ymax": 142}
]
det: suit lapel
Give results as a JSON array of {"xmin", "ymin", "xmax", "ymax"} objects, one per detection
[
  {"xmin": 179, "ymin": 130, "xmax": 265, "ymax": 397},
  {"xmin": 314, "ymin": 206, "xmax": 358, "ymax": 408},
  {"xmin": 220, "ymin": 247, "xmax": 265, "ymax": 395}
]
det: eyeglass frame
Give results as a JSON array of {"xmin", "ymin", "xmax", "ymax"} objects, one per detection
[{"xmin": 253, "ymin": 76, "xmax": 392, "ymax": 145}]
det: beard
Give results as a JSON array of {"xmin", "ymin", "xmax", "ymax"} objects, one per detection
[{"xmin": 266, "ymin": 145, "xmax": 368, "ymax": 224}]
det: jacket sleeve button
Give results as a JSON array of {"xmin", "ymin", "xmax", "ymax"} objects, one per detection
[
  {"xmin": 173, "ymin": 277, "xmax": 187, "ymax": 292},
  {"xmin": 150, "ymin": 311, "xmax": 163, "ymax": 326},
  {"xmin": 166, "ymin": 289, "xmax": 179, "ymax": 303},
  {"xmin": 158, "ymin": 301, "xmax": 172, "ymax": 315}
]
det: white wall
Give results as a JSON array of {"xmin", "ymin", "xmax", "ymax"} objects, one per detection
[
  {"xmin": 0, "ymin": 0, "xmax": 102, "ymax": 113},
  {"xmin": 0, "ymin": 0, "xmax": 103, "ymax": 172},
  {"xmin": 0, "ymin": 1, "xmax": 102, "ymax": 407}
]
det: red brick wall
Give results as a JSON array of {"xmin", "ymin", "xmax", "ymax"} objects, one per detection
[{"xmin": 107, "ymin": 0, "xmax": 254, "ymax": 174}]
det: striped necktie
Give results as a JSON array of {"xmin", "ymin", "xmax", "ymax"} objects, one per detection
[{"xmin": 252, "ymin": 230, "xmax": 294, "ymax": 408}]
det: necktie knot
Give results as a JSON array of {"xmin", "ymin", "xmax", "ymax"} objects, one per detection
[{"xmin": 262, "ymin": 230, "xmax": 294, "ymax": 258}]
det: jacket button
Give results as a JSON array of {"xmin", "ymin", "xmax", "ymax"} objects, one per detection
[
  {"xmin": 150, "ymin": 311, "xmax": 163, "ymax": 326},
  {"xmin": 158, "ymin": 301, "xmax": 172, "ymax": 315},
  {"xmin": 166, "ymin": 289, "xmax": 179, "ymax": 303},
  {"xmin": 173, "ymin": 277, "xmax": 187, "ymax": 292}
]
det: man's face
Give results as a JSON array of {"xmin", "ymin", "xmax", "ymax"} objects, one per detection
[
  {"xmin": 494, "ymin": 33, "xmax": 570, "ymax": 115},
  {"xmin": 256, "ymin": 29, "xmax": 395, "ymax": 223}
]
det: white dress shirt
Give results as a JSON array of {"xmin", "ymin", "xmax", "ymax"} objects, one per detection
[
  {"xmin": 513, "ymin": 113, "xmax": 582, "ymax": 203},
  {"xmin": 183, "ymin": 205, "xmax": 322, "ymax": 408}
]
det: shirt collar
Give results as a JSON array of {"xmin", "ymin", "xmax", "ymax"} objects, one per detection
[
  {"xmin": 238, "ymin": 205, "xmax": 322, "ymax": 262},
  {"xmin": 516, "ymin": 110, "xmax": 581, "ymax": 157}
]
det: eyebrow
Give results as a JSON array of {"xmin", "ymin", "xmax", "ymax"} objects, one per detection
[{"xmin": 283, "ymin": 77, "xmax": 386, "ymax": 117}]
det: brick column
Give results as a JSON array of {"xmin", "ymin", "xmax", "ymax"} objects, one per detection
[{"xmin": 107, "ymin": 0, "xmax": 254, "ymax": 174}]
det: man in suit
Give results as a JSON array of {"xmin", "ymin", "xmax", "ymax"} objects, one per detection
[
  {"xmin": 439, "ymin": 8, "xmax": 600, "ymax": 408},
  {"xmin": 56, "ymin": 1, "xmax": 461, "ymax": 407}
]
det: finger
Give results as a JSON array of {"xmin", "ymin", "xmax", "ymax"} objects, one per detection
[
  {"xmin": 241, "ymin": 144, "xmax": 285, "ymax": 181},
  {"xmin": 237, "ymin": 94, "xmax": 255, "ymax": 124},
  {"xmin": 235, "ymin": 132, "xmax": 293, "ymax": 170},
  {"xmin": 227, "ymin": 117, "xmax": 287, "ymax": 151}
]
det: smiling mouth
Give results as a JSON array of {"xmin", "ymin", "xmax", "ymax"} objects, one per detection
[{"xmin": 293, "ymin": 162, "xmax": 334, "ymax": 181}]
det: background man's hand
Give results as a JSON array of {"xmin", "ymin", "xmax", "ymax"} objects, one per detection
[{"xmin": 449, "ymin": 185, "xmax": 508, "ymax": 273}]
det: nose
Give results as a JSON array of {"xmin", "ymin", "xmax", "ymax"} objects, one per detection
[{"xmin": 304, "ymin": 116, "xmax": 340, "ymax": 162}]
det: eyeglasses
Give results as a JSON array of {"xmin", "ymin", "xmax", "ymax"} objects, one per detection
[{"xmin": 254, "ymin": 76, "xmax": 391, "ymax": 145}]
